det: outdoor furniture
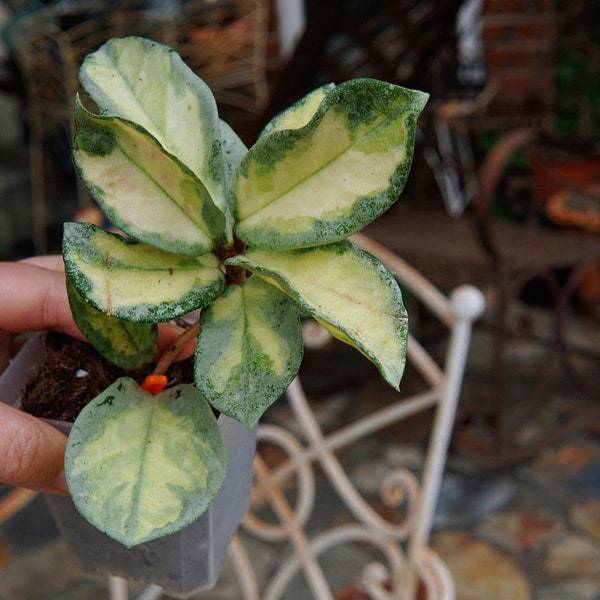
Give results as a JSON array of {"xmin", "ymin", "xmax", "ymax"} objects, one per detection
[
  {"xmin": 279, "ymin": 0, "xmax": 598, "ymax": 466},
  {"xmin": 0, "ymin": 236, "xmax": 485, "ymax": 599},
  {"xmin": 364, "ymin": 105, "xmax": 600, "ymax": 466}
]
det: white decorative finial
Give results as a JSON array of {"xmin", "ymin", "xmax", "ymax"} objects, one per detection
[{"xmin": 450, "ymin": 285, "xmax": 486, "ymax": 321}]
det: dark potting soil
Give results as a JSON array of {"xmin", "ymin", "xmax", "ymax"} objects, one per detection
[{"xmin": 21, "ymin": 331, "xmax": 194, "ymax": 422}]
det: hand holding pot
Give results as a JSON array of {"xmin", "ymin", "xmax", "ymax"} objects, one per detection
[
  {"xmin": 0, "ymin": 259, "xmax": 74, "ymax": 494},
  {"xmin": 0, "ymin": 258, "xmax": 195, "ymax": 495}
]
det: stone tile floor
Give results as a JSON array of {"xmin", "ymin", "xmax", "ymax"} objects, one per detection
[{"xmin": 1, "ymin": 306, "xmax": 599, "ymax": 600}]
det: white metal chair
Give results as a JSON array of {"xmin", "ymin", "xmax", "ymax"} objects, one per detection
[{"xmin": 104, "ymin": 233, "xmax": 485, "ymax": 599}]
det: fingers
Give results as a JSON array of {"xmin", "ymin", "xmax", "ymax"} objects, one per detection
[
  {"xmin": 0, "ymin": 403, "xmax": 69, "ymax": 495},
  {"xmin": 18, "ymin": 255, "xmax": 65, "ymax": 271},
  {"xmin": 0, "ymin": 262, "xmax": 84, "ymax": 341},
  {"xmin": 0, "ymin": 261, "xmax": 196, "ymax": 362},
  {"xmin": 0, "ymin": 260, "xmax": 198, "ymax": 498}
]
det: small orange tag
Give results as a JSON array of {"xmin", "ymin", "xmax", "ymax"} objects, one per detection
[{"xmin": 141, "ymin": 374, "xmax": 168, "ymax": 394}]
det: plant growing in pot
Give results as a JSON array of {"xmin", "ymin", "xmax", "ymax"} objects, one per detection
[{"xmin": 1, "ymin": 36, "xmax": 427, "ymax": 597}]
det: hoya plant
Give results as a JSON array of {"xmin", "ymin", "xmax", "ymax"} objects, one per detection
[{"xmin": 62, "ymin": 36, "xmax": 428, "ymax": 548}]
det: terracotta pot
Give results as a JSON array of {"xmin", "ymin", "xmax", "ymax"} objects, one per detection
[
  {"xmin": 0, "ymin": 333, "xmax": 256, "ymax": 598},
  {"xmin": 530, "ymin": 142, "xmax": 600, "ymax": 206}
]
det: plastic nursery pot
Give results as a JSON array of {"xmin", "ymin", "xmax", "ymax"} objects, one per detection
[{"xmin": 0, "ymin": 333, "xmax": 256, "ymax": 598}]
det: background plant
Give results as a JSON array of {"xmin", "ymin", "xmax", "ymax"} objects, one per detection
[{"xmin": 62, "ymin": 36, "xmax": 427, "ymax": 547}]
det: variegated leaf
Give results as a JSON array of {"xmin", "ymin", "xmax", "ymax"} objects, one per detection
[
  {"xmin": 235, "ymin": 79, "xmax": 428, "ymax": 249},
  {"xmin": 65, "ymin": 378, "xmax": 226, "ymax": 547},
  {"xmin": 227, "ymin": 242, "xmax": 407, "ymax": 389},
  {"xmin": 259, "ymin": 83, "xmax": 335, "ymax": 138},
  {"xmin": 218, "ymin": 119, "xmax": 248, "ymax": 242},
  {"xmin": 73, "ymin": 100, "xmax": 224, "ymax": 256},
  {"xmin": 63, "ymin": 222, "xmax": 224, "ymax": 323},
  {"xmin": 195, "ymin": 276, "xmax": 303, "ymax": 427},
  {"xmin": 79, "ymin": 37, "xmax": 228, "ymax": 216},
  {"xmin": 66, "ymin": 274, "xmax": 158, "ymax": 369}
]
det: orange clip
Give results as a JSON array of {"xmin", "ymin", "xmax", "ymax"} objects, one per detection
[{"xmin": 141, "ymin": 374, "xmax": 168, "ymax": 394}]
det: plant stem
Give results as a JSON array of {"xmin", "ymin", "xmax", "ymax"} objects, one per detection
[
  {"xmin": 153, "ymin": 319, "xmax": 200, "ymax": 376},
  {"xmin": 215, "ymin": 236, "xmax": 248, "ymax": 285},
  {"xmin": 152, "ymin": 235, "xmax": 249, "ymax": 377}
]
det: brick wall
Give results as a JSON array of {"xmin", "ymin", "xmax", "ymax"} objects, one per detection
[{"xmin": 479, "ymin": 0, "xmax": 556, "ymax": 131}]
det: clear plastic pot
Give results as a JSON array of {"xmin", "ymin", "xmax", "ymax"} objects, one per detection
[{"xmin": 0, "ymin": 333, "xmax": 256, "ymax": 598}]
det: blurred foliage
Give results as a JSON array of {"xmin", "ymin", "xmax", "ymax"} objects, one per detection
[{"xmin": 553, "ymin": 1, "xmax": 600, "ymax": 141}]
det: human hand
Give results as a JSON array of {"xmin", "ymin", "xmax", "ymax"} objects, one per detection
[
  {"xmin": 0, "ymin": 402, "xmax": 69, "ymax": 494},
  {"xmin": 0, "ymin": 257, "xmax": 196, "ymax": 495},
  {"xmin": 0, "ymin": 256, "xmax": 193, "ymax": 354}
]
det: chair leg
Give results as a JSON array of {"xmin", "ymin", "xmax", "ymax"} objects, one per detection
[
  {"xmin": 498, "ymin": 268, "xmax": 561, "ymax": 450},
  {"xmin": 557, "ymin": 256, "xmax": 600, "ymax": 394}
]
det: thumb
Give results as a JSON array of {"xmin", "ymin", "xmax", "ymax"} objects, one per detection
[
  {"xmin": 0, "ymin": 403, "xmax": 69, "ymax": 495},
  {"xmin": 0, "ymin": 262, "xmax": 84, "ymax": 341}
]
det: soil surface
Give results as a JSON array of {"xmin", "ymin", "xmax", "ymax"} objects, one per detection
[{"xmin": 21, "ymin": 332, "xmax": 194, "ymax": 422}]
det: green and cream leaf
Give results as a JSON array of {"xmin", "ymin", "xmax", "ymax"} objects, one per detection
[
  {"xmin": 259, "ymin": 83, "xmax": 335, "ymax": 138},
  {"xmin": 66, "ymin": 275, "xmax": 158, "ymax": 369},
  {"xmin": 195, "ymin": 276, "xmax": 303, "ymax": 428},
  {"xmin": 63, "ymin": 222, "xmax": 224, "ymax": 323},
  {"xmin": 218, "ymin": 119, "xmax": 248, "ymax": 242},
  {"xmin": 227, "ymin": 242, "xmax": 408, "ymax": 389},
  {"xmin": 73, "ymin": 100, "xmax": 224, "ymax": 256},
  {"xmin": 78, "ymin": 36, "xmax": 228, "ymax": 215},
  {"xmin": 235, "ymin": 79, "xmax": 428, "ymax": 249},
  {"xmin": 65, "ymin": 378, "xmax": 226, "ymax": 547}
]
